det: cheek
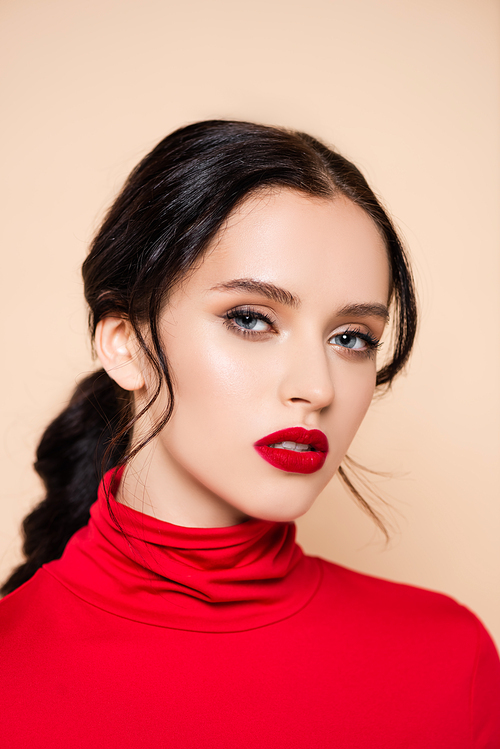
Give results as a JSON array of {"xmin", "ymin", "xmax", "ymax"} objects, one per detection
[
  {"xmin": 329, "ymin": 362, "xmax": 377, "ymax": 448},
  {"xmin": 167, "ymin": 335, "xmax": 262, "ymax": 428}
]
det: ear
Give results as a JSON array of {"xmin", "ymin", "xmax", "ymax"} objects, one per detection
[{"xmin": 94, "ymin": 317, "xmax": 145, "ymax": 391}]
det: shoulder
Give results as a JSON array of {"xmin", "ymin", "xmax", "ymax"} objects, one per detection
[
  {"xmin": 0, "ymin": 565, "xmax": 121, "ymax": 694},
  {"xmin": 0, "ymin": 569, "xmax": 49, "ymax": 631},
  {"xmin": 0, "ymin": 570, "xmax": 64, "ymax": 683},
  {"xmin": 314, "ymin": 557, "xmax": 500, "ymax": 739},
  {"xmin": 316, "ymin": 556, "xmax": 495, "ymax": 645},
  {"xmin": 0, "ymin": 569, "xmax": 65, "ymax": 637},
  {"xmin": 0, "ymin": 566, "xmax": 99, "ymax": 649},
  {"xmin": 1, "ymin": 567, "xmax": 64, "ymax": 616}
]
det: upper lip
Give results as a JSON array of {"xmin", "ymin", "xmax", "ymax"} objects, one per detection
[{"xmin": 254, "ymin": 427, "xmax": 329, "ymax": 453}]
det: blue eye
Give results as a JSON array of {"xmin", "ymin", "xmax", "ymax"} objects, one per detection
[
  {"xmin": 329, "ymin": 329, "xmax": 381, "ymax": 356},
  {"xmin": 223, "ymin": 307, "xmax": 275, "ymax": 336},
  {"xmin": 233, "ymin": 314, "xmax": 270, "ymax": 332},
  {"xmin": 332, "ymin": 333, "xmax": 366, "ymax": 350}
]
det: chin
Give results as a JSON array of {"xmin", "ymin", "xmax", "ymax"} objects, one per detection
[
  {"xmin": 225, "ymin": 468, "xmax": 335, "ymax": 524},
  {"xmin": 239, "ymin": 491, "xmax": 319, "ymax": 524}
]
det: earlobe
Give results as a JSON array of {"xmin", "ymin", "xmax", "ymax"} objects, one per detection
[{"xmin": 95, "ymin": 317, "xmax": 145, "ymax": 391}]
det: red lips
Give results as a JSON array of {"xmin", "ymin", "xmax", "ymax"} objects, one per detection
[{"xmin": 254, "ymin": 427, "xmax": 329, "ymax": 474}]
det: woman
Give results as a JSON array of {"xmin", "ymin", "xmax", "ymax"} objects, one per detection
[{"xmin": 1, "ymin": 120, "xmax": 499, "ymax": 747}]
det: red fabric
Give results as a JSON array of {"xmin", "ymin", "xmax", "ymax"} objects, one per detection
[{"xmin": 1, "ymin": 469, "xmax": 499, "ymax": 747}]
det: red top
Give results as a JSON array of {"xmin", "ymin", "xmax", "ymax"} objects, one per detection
[{"xmin": 1, "ymin": 468, "xmax": 499, "ymax": 747}]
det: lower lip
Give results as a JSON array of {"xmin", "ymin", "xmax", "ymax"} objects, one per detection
[{"xmin": 254, "ymin": 445, "xmax": 327, "ymax": 474}]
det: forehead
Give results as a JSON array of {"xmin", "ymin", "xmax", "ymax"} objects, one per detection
[{"xmin": 186, "ymin": 189, "xmax": 390, "ymax": 306}]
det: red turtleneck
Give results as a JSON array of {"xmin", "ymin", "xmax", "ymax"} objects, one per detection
[{"xmin": 1, "ymin": 469, "xmax": 499, "ymax": 747}]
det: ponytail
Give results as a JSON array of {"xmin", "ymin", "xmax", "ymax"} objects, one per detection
[{"xmin": 1, "ymin": 370, "xmax": 131, "ymax": 596}]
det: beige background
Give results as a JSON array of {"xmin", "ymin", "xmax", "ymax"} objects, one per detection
[{"xmin": 1, "ymin": 0, "xmax": 499, "ymax": 643}]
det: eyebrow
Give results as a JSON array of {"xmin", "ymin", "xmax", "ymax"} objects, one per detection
[
  {"xmin": 209, "ymin": 278, "xmax": 301, "ymax": 309},
  {"xmin": 336, "ymin": 302, "xmax": 390, "ymax": 322},
  {"xmin": 209, "ymin": 277, "xmax": 389, "ymax": 321}
]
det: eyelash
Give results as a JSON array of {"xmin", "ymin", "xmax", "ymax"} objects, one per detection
[
  {"xmin": 329, "ymin": 327, "xmax": 382, "ymax": 359},
  {"xmin": 223, "ymin": 307, "xmax": 276, "ymax": 338},
  {"xmin": 222, "ymin": 307, "xmax": 381, "ymax": 358}
]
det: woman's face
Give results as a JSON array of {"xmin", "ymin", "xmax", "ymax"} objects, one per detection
[{"xmin": 131, "ymin": 189, "xmax": 391, "ymax": 525}]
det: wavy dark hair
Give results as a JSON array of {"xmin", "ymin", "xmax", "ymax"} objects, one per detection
[{"xmin": 2, "ymin": 120, "xmax": 417, "ymax": 596}]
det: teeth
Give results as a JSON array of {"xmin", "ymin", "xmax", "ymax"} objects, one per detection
[{"xmin": 270, "ymin": 441, "xmax": 312, "ymax": 452}]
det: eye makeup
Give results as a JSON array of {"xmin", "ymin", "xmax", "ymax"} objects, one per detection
[
  {"xmin": 222, "ymin": 306, "xmax": 277, "ymax": 338},
  {"xmin": 222, "ymin": 305, "xmax": 381, "ymax": 359},
  {"xmin": 329, "ymin": 327, "xmax": 382, "ymax": 359}
]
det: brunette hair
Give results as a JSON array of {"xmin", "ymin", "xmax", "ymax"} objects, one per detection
[{"xmin": 2, "ymin": 120, "xmax": 417, "ymax": 596}]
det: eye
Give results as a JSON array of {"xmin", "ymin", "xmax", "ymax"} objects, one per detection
[
  {"xmin": 223, "ymin": 307, "xmax": 275, "ymax": 337},
  {"xmin": 232, "ymin": 313, "xmax": 271, "ymax": 332},
  {"xmin": 329, "ymin": 328, "xmax": 381, "ymax": 356},
  {"xmin": 331, "ymin": 332, "xmax": 366, "ymax": 350}
]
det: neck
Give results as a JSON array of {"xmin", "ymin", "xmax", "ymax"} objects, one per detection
[
  {"xmin": 45, "ymin": 466, "xmax": 321, "ymax": 632},
  {"xmin": 117, "ymin": 441, "xmax": 249, "ymax": 528}
]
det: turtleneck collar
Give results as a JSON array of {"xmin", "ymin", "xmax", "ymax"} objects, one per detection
[{"xmin": 44, "ymin": 468, "xmax": 322, "ymax": 632}]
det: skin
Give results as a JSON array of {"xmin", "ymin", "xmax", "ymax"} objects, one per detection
[{"xmin": 95, "ymin": 189, "xmax": 391, "ymax": 527}]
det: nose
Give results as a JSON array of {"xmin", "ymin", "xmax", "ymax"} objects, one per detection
[{"xmin": 278, "ymin": 337, "xmax": 335, "ymax": 413}]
